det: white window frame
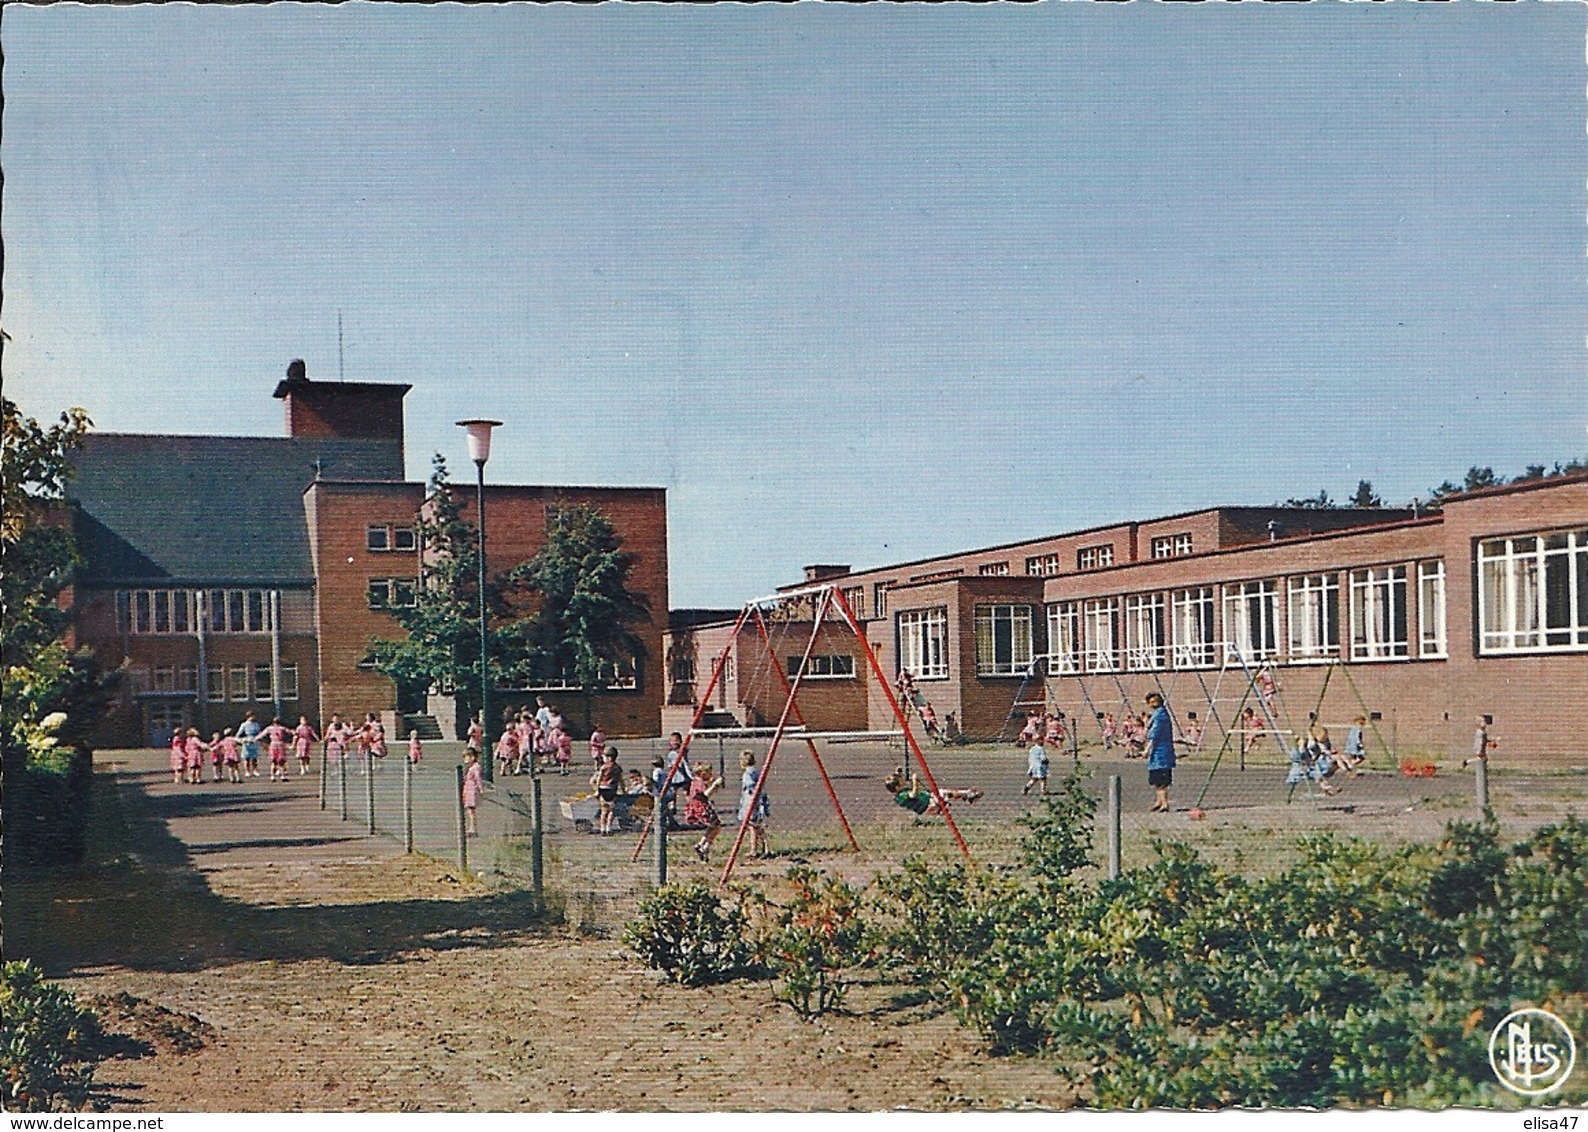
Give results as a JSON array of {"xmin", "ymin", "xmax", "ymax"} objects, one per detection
[
  {"xmin": 1077, "ymin": 544, "xmax": 1115, "ymax": 571},
  {"xmin": 1150, "ymin": 533, "xmax": 1194, "ymax": 559},
  {"xmin": 1286, "ymin": 574, "xmax": 1340, "ymax": 662},
  {"xmin": 229, "ymin": 664, "xmax": 250, "ymax": 702},
  {"xmin": 788, "ymin": 654, "xmax": 857, "ymax": 680},
  {"xmin": 1083, "ymin": 598, "xmax": 1120, "ymax": 673},
  {"xmin": 974, "ymin": 604, "xmax": 1034, "ymax": 677},
  {"xmin": 1047, "ymin": 602, "xmax": 1081, "ymax": 674},
  {"xmin": 1171, "ymin": 587, "xmax": 1216, "ymax": 669},
  {"xmin": 1123, "ymin": 593, "xmax": 1166, "ymax": 671},
  {"xmin": 124, "ymin": 589, "xmax": 199, "ymax": 635},
  {"xmin": 152, "ymin": 665, "xmax": 175, "ymax": 693},
  {"xmin": 840, "ymin": 587, "xmax": 865, "ymax": 618},
  {"xmin": 508, "ymin": 658, "xmax": 639, "ymax": 692},
  {"xmin": 1478, "ymin": 529, "xmax": 1588, "ymax": 654},
  {"xmin": 207, "ymin": 665, "xmax": 226, "ymax": 702},
  {"xmin": 1027, "ymin": 553, "xmax": 1060, "ymax": 577},
  {"xmin": 897, "ymin": 607, "xmax": 949, "ymax": 680},
  {"xmin": 1223, "ymin": 580, "xmax": 1280, "ymax": 663},
  {"xmin": 1349, "ymin": 565, "xmax": 1409, "ymax": 661},
  {"xmin": 253, "ymin": 663, "xmax": 274, "ymax": 702},
  {"xmin": 1418, "ymin": 560, "xmax": 1448, "ymax": 658},
  {"xmin": 873, "ymin": 582, "xmax": 893, "ymax": 619},
  {"xmin": 280, "ymin": 662, "xmax": 300, "ymax": 700},
  {"xmin": 978, "ymin": 562, "xmax": 1011, "ymax": 577},
  {"xmin": 366, "ymin": 524, "xmax": 391, "ymax": 551}
]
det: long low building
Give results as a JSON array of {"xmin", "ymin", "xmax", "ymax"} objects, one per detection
[
  {"xmin": 664, "ymin": 476, "xmax": 1587, "ymax": 769},
  {"xmin": 65, "ymin": 363, "xmax": 670, "ymax": 747}
]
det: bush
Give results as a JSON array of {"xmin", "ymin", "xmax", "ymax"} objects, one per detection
[
  {"xmin": 1016, "ymin": 767, "xmax": 1096, "ymax": 883},
  {"xmin": 622, "ymin": 883, "xmax": 757, "ymax": 986},
  {"xmin": 0, "ymin": 960, "xmax": 104, "ymax": 1112},
  {"xmin": 757, "ymin": 867, "xmax": 869, "ymax": 1018}
]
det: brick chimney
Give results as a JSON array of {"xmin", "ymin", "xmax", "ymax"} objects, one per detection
[{"xmin": 272, "ymin": 359, "xmax": 411, "ymax": 453}]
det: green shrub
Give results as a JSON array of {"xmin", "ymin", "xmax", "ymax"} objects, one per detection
[
  {"xmin": 1, "ymin": 960, "xmax": 104, "ymax": 1112},
  {"xmin": 1016, "ymin": 768, "xmax": 1096, "ymax": 883},
  {"xmin": 621, "ymin": 883, "xmax": 758, "ymax": 986},
  {"xmin": 757, "ymin": 867, "xmax": 869, "ymax": 1018}
]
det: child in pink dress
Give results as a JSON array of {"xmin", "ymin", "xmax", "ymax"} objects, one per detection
[
  {"xmin": 184, "ymin": 729, "xmax": 206, "ymax": 784},
  {"xmin": 588, "ymin": 726, "xmax": 607, "ymax": 767},
  {"xmin": 170, "ymin": 733, "xmax": 187, "ymax": 783},
  {"xmin": 220, "ymin": 730, "xmax": 242, "ymax": 783},
  {"xmin": 1101, "ymin": 713, "xmax": 1117, "ymax": 753},
  {"xmin": 209, "ymin": 732, "xmax": 225, "ymax": 782},
  {"xmin": 264, "ymin": 719, "xmax": 290, "ymax": 782},
  {"xmin": 553, "ymin": 726, "xmax": 573, "ymax": 774},
  {"xmin": 408, "ymin": 730, "xmax": 423, "ymax": 764},
  {"xmin": 461, "ymin": 750, "xmax": 484, "ymax": 836},
  {"xmin": 293, "ymin": 716, "xmax": 319, "ymax": 776},
  {"xmin": 494, "ymin": 728, "xmax": 517, "ymax": 779}
]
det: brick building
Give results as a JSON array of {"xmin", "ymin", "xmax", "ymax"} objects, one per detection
[
  {"xmin": 663, "ymin": 478, "xmax": 1587, "ymax": 769},
  {"xmin": 67, "ymin": 364, "xmax": 669, "ymax": 747}
]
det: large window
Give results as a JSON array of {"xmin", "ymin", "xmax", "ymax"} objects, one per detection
[
  {"xmin": 1418, "ymin": 560, "xmax": 1448, "ymax": 658},
  {"xmin": 974, "ymin": 605, "xmax": 1034, "ymax": 676},
  {"xmin": 1171, "ymin": 587, "xmax": 1216, "ymax": 669},
  {"xmin": 125, "ymin": 589, "xmax": 199, "ymax": 635},
  {"xmin": 1479, "ymin": 529, "xmax": 1588, "ymax": 653},
  {"xmin": 1124, "ymin": 594, "xmax": 1165, "ymax": 671},
  {"xmin": 1287, "ymin": 574, "xmax": 1340, "ymax": 661},
  {"xmin": 787, "ymin": 654, "xmax": 856, "ymax": 680},
  {"xmin": 1223, "ymin": 580, "xmax": 1280, "ymax": 663},
  {"xmin": 509, "ymin": 659, "xmax": 639, "ymax": 692},
  {"xmin": 1047, "ymin": 602, "xmax": 1081, "ymax": 674},
  {"xmin": 1083, "ymin": 598, "xmax": 1120, "ymax": 673},
  {"xmin": 897, "ymin": 607, "xmax": 949, "ymax": 680},
  {"xmin": 1349, "ymin": 566, "xmax": 1409, "ymax": 660}
]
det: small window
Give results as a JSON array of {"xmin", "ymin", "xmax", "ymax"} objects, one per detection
[
  {"xmin": 1151, "ymin": 533, "xmax": 1194, "ymax": 559},
  {"xmin": 229, "ymin": 665, "xmax": 250, "ymax": 701},
  {"xmin": 367, "ymin": 525, "xmax": 391, "ymax": 551},
  {"xmin": 392, "ymin": 526, "xmax": 418, "ymax": 552},
  {"xmin": 253, "ymin": 664, "xmax": 274, "ymax": 702},
  {"xmin": 207, "ymin": 665, "xmax": 226, "ymax": 702},
  {"xmin": 367, "ymin": 579, "xmax": 390, "ymax": 610},
  {"xmin": 788, "ymin": 654, "xmax": 856, "ymax": 679},
  {"xmin": 1077, "ymin": 545, "xmax": 1115, "ymax": 571},
  {"xmin": 391, "ymin": 578, "xmax": 418, "ymax": 608},
  {"xmin": 1026, "ymin": 554, "xmax": 1060, "ymax": 577},
  {"xmin": 177, "ymin": 666, "xmax": 198, "ymax": 693},
  {"xmin": 280, "ymin": 663, "xmax": 300, "ymax": 700},
  {"xmin": 153, "ymin": 666, "xmax": 175, "ymax": 692},
  {"xmin": 978, "ymin": 562, "xmax": 1010, "ymax": 576}
]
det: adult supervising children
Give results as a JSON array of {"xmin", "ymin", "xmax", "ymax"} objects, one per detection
[{"xmin": 1144, "ymin": 692, "xmax": 1175, "ymax": 813}]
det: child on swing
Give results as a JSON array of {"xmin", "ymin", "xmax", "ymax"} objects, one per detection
[
  {"xmin": 684, "ymin": 763, "xmax": 724, "ymax": 861},
  {"xmin": 883, "ymin": 767, "xmax": 982, "ymax": 815}
]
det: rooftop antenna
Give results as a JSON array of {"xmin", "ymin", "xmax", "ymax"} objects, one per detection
[{"xmin": 337, "ymin": 312, "xmax": 345, "ymax": 382}]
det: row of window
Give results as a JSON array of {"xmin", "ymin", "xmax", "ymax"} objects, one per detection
[
  {"xmin": 366, "ymin": 525, "xmax": 418, "ymax": 553},
  {"xmin": 890, "ymin": 529, "xmax": 1588, "ymax": 679},
  {"xmin": 126, "ymin": 663, "xmax": 300, "ymax": 702},
  {"xmin": 783, "ymin": 654, "xmax": 857, "ymax": 680},
  {"xmin": 123, "ymin": 589, "xmax": 276, "ymax": 635},
  {"xmin": 367, "ymin": 577, "xmax": 419, "ymax": 610}
]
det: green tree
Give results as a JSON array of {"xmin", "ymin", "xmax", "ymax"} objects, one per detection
[
  {"xmin": 503, "ymin": 503, "xmax": 651, "ymax": 729},
  {"xmin": 1281, "ymin": 488, "xmax": 1337, "ymax": 510},
  {"xmin": 1350, "ymin": 479, "xmax": 1383, "ymax": 508}
]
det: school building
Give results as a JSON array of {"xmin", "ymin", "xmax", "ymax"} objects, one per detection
[
  {"xmin": 663, "ymin": 476, "xmax": 1588, "ymax": 769},
  {"xmin": 64, "ymin": 362, "xmax": 669, "ymax": 748}
]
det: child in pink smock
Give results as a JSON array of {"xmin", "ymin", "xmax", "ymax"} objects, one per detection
[
  {"xmin": 170, "ymin": 733, "xmax": 187, "ymax": 783},
  {"xmin": 461, "ymin": 751, "xmax": 484, "ymax": 836},
  {"xmin": 294, "ymin": 716, "xmax": 319, "ymax": 776},
  {"xmin": 264, "ymin": 719, "xmax": 290, "ymax": 781},
  {"xmin": 184, "ymin": 729, "xmax": 206, "ymax": 784},
  {"xmin": 553, "ymin": 726, "xmax": 573, "ymax": 774},
  {"xmin": 588, "ymin": 727, "xmax": 607, "ymax": 767},
  {"xmin": 220, "ymin": 730, "xmax": 242, "ymax": 783},
  {"xmin": 209, "ymin": 732, "xmax": 225, "ymax": 782},
  {"xmin": 408, "ymin": 730, "xmax": 423, "ymax": 764}
]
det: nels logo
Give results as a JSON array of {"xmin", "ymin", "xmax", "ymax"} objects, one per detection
[{"xmin": 1489, "ymin": 1008, "xmax": 1577, "ymax": 1097}]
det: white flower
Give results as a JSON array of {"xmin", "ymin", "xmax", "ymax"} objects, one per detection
[{"xmin": 40, "ymin": 712, "xmax": 68, "ymax": 732}]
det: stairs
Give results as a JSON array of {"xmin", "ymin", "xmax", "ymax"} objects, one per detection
[{"xmin": 401, "ymin": 713, "xmax": 444, "ymax": 740}]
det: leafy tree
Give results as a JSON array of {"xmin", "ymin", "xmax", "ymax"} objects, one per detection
[
  {"xmin": 502, "ymin": 503, "xmax": 651, "ymax": 728},
  {"xmin": 1, "ymin": 399, "xmax": 107, "ymax": 771},
  {"xmin": 1349, "ymin": 479, "xmax": 1383, "ymax": 508},
  {"xmin": 368, "ymin": 454, "xmax": 511, "ymax": 729},
  {"xmin": 1281, "ymin": 488, "xmax": 1338, "ymax": 510},
  {"xmin": 1462, "ymin": 465, "xmax": 1501, "ymax": 492}
]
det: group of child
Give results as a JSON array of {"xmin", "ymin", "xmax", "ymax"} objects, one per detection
[
  {"xmin": 167, "ymin": 711, "xmax": 411, "ymax": 787},
  {"xmin": 1286, "ymin": 715, "xmax": 1369, "ymax": 795},
  {"xmin": 484, "ymin": 701, "xmax": 577, "ymax": 777},
  {"xmin": 643, "ymin": 735, "xmax": 772, "ymax": 861}
]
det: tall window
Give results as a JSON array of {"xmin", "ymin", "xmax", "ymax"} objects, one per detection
[
  {"xmin": 253, "ymin": 664, "xmax": 274, "ymax": 701},
  {"xmin": 280, "ymin": 663, "xmax": 300, "ymax": 700},
  {"xmin": 1171, "ymin": 587, "xmax": 1215, "ymax": 669},
  {"xmin": 1478, "ymin": 530, "xmax": 1588, "ymax": 653},
  {"xmin": 1124, "ymin": 593, "xmax": 1166, "ymax": 671},
  {"xmin": 1026, "ymin": 553, "xmax": 1060, "ymax": 577},
  {"xmin": 124, "ymin": 589, "xmax": 200, "ymax": 635},
  {"xmin": 1083, "ymin": 598, "xmax": 1120, "ymax": 672},
  {"xmin": 1047, "ymin": 602, "xmax": 1081, "ymax": 674},
  {"xmin": 1077, "ymin": 544, "xmax": 1115, "ymax": 571},
  {"xmin": 207, "ymin": 665, "xmax": 225, "ymax": 702},
  {"xmin": 1349, "ymin": 566, "xmax": 1409, "ymax": 660},
  {"xmin": 974, "ymin": 605, "xmax": 1034, "ymax": 676},
  {"xmin": 1287, "ymin": 574, "xmax": 1340, "ymax": 661},
  {"xmin": 873, "ymin": 582, "xmax": 893, "ymax": 619},
  {"xmin": 229, "ymin": 664, "xmax": 249, "ymax": 702},
  {"xmin": 897, "ymin": 607, "xmax": 949, "ymax": 680},
  {"xmin": 1223, "ymin": 580, "xmax": 1279, "ymax": 663},
  {"xmin": 1418, "ymin": 560, "xmax": 1448, "ymax": 658},
  {"xmin": 840, "ymin": 587, "xmax": 865, "ymax": 618}
]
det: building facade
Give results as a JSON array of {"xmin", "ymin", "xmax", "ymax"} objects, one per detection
[
  {"xmin": 68, "ymin": 364, "xmax": 669, "ymax": 747},
  {"xmin": 663, "ymin": 480, "xmax": 1588, "ymax": 769}
]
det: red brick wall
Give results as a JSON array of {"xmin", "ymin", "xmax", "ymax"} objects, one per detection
[{"xmin": 283, "ymin": 384, "xmax": 408, "ymax": 447}]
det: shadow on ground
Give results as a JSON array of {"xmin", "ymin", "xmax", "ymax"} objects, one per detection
[{"xmin": 5, "ymin": 765, "xmax": 554, "ymax": 977}]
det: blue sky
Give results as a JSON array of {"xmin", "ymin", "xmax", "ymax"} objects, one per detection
[{"xmin": 5, "ymin": 4, "xmax": 1584, "ymax": 608}]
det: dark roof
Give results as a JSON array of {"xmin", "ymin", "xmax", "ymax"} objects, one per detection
[{"xmin": 69, "ymin": 433, "xmax": 404, "ymax": 586}]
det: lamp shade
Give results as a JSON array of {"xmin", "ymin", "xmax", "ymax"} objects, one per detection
[{"xmin": 456, "ymin": 419, "xmax": 503, "ymax": 466}]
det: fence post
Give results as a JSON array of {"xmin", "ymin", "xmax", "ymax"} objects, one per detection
[
  {"xmin": 531, "ymin": 775, "xmax": 544, "ymax": 907},
  {"xmin": 654, "ymin": 795, "xmax": 668, "ymax": 888},
  {"xmin": 1474, "ymin": 757, "xmax": 1490, "ymax": 815},
  {"xmin": 455, "ymin": 764, "xmax": 469, "ymax": 874},
  {"xmin": 318, "ymin": 748, "xmax": 327, "ymax": 811},
  {"xmin": 366, "ymin": 752, "xmax": 376, "ymax": 836},
  {"xmin": 403, "ymin": 749, "xmax": 414, "ymax": 854},
  {"xmin": 339, "ymin": 751, "xmax": 348, "ymax": 821},
  {"xmin": 1107, "ymin": 774, "xmax": 1122, "ymax": 880}
]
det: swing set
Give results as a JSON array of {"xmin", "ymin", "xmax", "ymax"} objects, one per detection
[{"xmin": 629, "ymin": 583, "xmax": 973, "ymax": 883}]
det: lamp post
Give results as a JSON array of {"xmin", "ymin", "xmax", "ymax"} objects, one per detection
[{"xmin": 457, "ymin": 419, "xmax": 503, "ymax": 782}]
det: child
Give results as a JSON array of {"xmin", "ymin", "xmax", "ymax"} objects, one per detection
[
  {"xmin": 365, "ymin": 713, "xmax": 387, "ymax": 761},
  {"xmin": 184, "ymin": 728, "xmax": 206, "ymax": 785},
  {"xmin": 1180, "ymin": 714, "xmax": 1204, "ymax": 754},
  {"xmin": 237, "ymin": 712, "xmax": 263, "ymax": 778},
  {"xmin": 170, "ymin": 732, "xmax": 187, "ymax": 784},
  {"xmin": 1464, "ymin": 716, "xmax": 1494, "ymax": 767},
  {"xmin": 590, "ymin": 748, "xmax": 624, "ymax": 835},
  {"xmin": 408, "ymin": 728, "xmax": 423, "ymax": 765},
  {"xmin": 919, "ymin": 702, "xmax": 941, "ymax": 740},
  {"xmin": 264, "ymin": 718, "xmax": 290, "ymax": 782},
  {"xmin": 553, "ymin": 726, "xmax": 573, "ymax": 775},
  {"xmin": 1023, "ymin": 740, "xmax": 1050, "ymax": 796},
  {"xmin": 209, "ymin": 732, "xmax": 225, "ymax": 782},
  {"xmin": 738, "ymin": 750, "xmax": 771, "ymax": 858},
  {"xmin": 884, "ymin": 768, "xmax": 982, "ymax": 816},
  {"xmin": 465, "ymin": 715, "xmax": 484, "ymax": 756},
  {"xmin": 588, "ymin": 725, "xmax": 607, "ymax": 767},
  {"xmin": 220, "ymin": 729, "xmax": 242, "ymax": 783},
  {"xmin": 1043, "ymin": 712, "xmax": 1064, "ymax": 749},
  {"xmin": 1342, "ymin": 716, "xmax": 1367, "ymax": 773},
  {"xmin": 294, "ymin": 716, "xmax": 319, "ymax": 776},
  {"xmin": 494, "ymin": 728, "xmax": 517, "ymax": 778},
  {"xmin": 684, "ymin": 763, "xmax": 724, "ymax": 861},
  {"xmin": 461, "ymin": 750, "xmax": 483, "ymax": 837},
  {"xmin": 1101, "ymin": 713, "xmax": 1117, "ymax": 753}
]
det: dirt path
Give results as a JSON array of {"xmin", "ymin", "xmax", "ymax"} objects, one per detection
[{"xmin": 8, "ymin": 751, "xmax": 1067, "ymax": 1112}]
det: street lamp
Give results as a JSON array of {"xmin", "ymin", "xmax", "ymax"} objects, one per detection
[{"xmin": 457, "ymin": 419, "xmax": 503, "ymax": 782}]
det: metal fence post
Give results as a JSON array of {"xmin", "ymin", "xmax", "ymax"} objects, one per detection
[
  {"xmin": 403, "ymin": 749, "xmax": 415, "ymax": 854},
  {"xmin": 366, "ymin": 752, "xmax": 376, "ymax": 836},
  {"xmin": 1475, "ymin": 757, "xmax": 1490, "ymax": 815},
  {"xmin": 318, "ymin": 748, "xmax": 327, "ymax": 811},
  {"xmin": 654, "ymin": 794, "xmax": 668, "ymax": 888},
  {"xmin": 455, "ymin": 764, "xmax": 469, "ymax": 874},
  {"xmin": 1107, "ymin": 774, "xmax": 1122, "ymax": 880},
  {"xmin": 531, "ymin": 775, "xmax": 544, "ymax": 907},
  {"xmin": 339, "ymin": 750, "xmax": 348, "ymax": 821}
]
